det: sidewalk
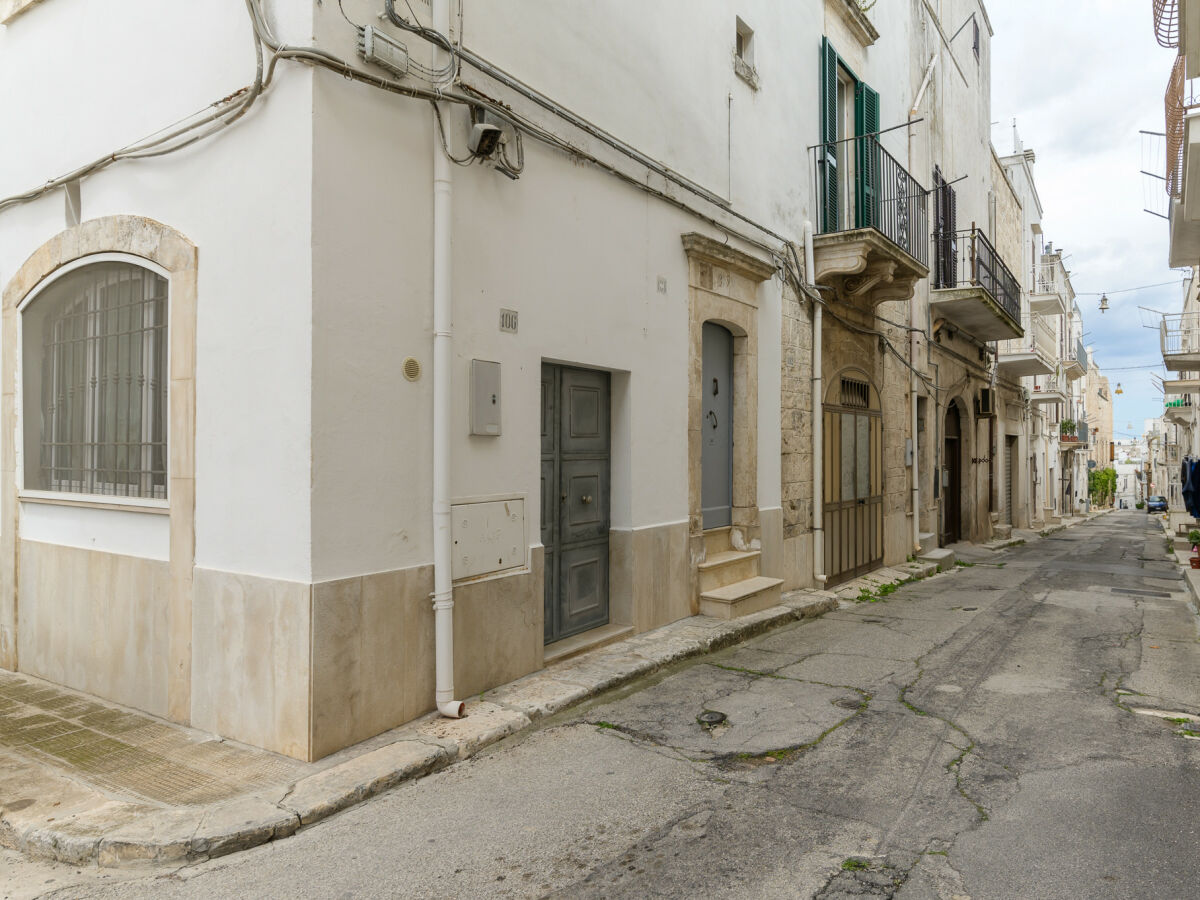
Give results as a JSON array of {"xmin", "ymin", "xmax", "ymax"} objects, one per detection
[{"xmin": 0, "ymin": 515, "xmax": 1105, "ymax": 869}]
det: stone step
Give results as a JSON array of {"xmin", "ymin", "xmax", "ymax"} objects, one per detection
[
  {"xmin": 703, "ymin": 526, "xmax": 734, "ymax": 556},
  {"xmin": 918, "ymin": 532, "xmax": 937, "ymax": 555},
  {"xmin": 698, "ymin": 549, "xmax": 761, "ymax": 593},
  {"xmin": 699, "ymin": 576, "xmax": 784, "ymax": 621},
  {"xmin": 917, "ymin": 547, "xmax": 956, "ymax": 570}
]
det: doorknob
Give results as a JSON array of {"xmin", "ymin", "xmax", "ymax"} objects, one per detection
[{"xmin": 581, "ymin": 495, "xmax": 593, "ymax": 505}]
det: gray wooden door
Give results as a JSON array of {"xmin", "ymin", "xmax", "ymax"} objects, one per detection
[
  {"xmin": 541, "ymin": 364, "xmax": 611, "ymax": 644},
  {"xmin": 702, "ymin": 323, "xmax": 734, "ymax": 529}
]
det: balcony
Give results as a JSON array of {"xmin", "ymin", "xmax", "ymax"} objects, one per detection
[
  {"xmin": 1064, "ymin": 336, "xmax": 1088, "ymax": 381},
  {"xmin": 1028, "ymin": 256, "xmax": 1072, "ymax": 318},
  {"xmin": 1161, "ymin": 311, "xmax": 1200, "ymax": 370},
  {"xmin": 997, "ymin": 313, "xmax": 1057, "ymax": 376},
  {"xmin": 1165, "ymin": 394, "xmax": 1196, "ymax": 425},
  {"xmin": 1029, "ymin": 374, "xmax": 1065, "ymax": 405},
  {"xmin": 929, "ymin": 227, "xmax": 1023, "ymax": 341},
  {"xmin": 1165, "ymin": 55, "xmax": 1200, "ymax": 266},
  {"xmin": 811, "ymin": 134, "xmax": 929, "ymax": 308},
  {"xmin": 1157, "ymin": 1, "xmax": 1200, "ymax": 81},
  {"xmin": 1164, "ymin": 375, "xmax": 1200, "ymax": 393}
]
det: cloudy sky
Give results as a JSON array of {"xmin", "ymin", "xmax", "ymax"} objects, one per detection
[{"xmin": 988, "ymin": 0, "xmax": 1183, "ymax": 443}]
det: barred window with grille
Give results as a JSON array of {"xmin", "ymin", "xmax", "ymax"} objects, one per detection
[{"xmin": 21, "ymin": 260, "xmax": 168, "ymax": 499}]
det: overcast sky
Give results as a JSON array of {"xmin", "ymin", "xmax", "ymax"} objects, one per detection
[{"xmin": 987, "ymin": 0, "xmax": 1182, "ymax": 443}]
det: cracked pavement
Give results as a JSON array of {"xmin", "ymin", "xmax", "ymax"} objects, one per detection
[{"xmin": 6, "ymin": 511, "xmax": 1200, "ymax": 899}]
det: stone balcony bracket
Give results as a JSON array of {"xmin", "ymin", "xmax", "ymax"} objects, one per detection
[{"xmin": 811, "ymin": 229, "xmax": 929, "ymax": 310}]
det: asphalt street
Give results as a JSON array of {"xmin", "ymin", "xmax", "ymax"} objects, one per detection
[{"xmin": 5, "ymin": 510, "xmax": 1199, "ymax": 899}]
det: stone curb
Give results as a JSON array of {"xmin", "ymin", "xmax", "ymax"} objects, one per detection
[
  {"xmin": 9, "ymin": 517, "xmax": 1111, "ymax": 868},
  {"xmin": 1, "ymin": 594, "xmax": 839, "ymax": 869}
]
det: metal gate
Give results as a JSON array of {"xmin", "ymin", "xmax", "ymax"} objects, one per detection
[
  {"xmin": 823, "ymin": 377, "xmax": 883, "ymax": 587},
  {"xmin": 1004, "ymin": 436, "xmax": 1016, "ymax": 525},
  {"xmin": 541, "ymin": 364, "xmax": 611, "ymax": 644}
]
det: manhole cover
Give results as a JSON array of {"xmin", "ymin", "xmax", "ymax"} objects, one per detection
[
  {"xmin": 834, "ymin": 698, "xmax": 862, "ymax": 710},
  {"xmin": 697, "ymin": 710, "xmax": 727, "ymax": 727}
]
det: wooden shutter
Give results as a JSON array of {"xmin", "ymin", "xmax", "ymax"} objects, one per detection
[
  {"xmin": 946, "ymin": 176, "xmax": 958, "ymax": 283},
  {"xmin": 855, "ymin": 82, "xmax": 880, "ymax": 228},
  {"xmin": 932, "ymin": 167, "xmax": 947, "ymax": 287},
  {"xmin": 819, "ymin": 37, "xmax": 839, "ymax": 233}
]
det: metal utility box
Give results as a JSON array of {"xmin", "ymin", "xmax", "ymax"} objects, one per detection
[
  {"xmin": 470, "ymin": 359, "xmax": 501, "ymax": 436},
  {"xmin": 451, "ymin": 497, "xmax": 525, "ymax": 580}
]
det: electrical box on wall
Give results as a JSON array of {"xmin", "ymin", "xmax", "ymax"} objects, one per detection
[
  {"xmin": 470, "ymin": 359, "xmax": 501, "ymax": 435},
  {"xmin": 451, "ymin": 497, "xmax": 525, "ymax": 580}
]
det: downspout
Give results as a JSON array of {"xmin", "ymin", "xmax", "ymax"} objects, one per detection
[
  {"xmin": 432, "ymin": 0, "xmax": 464, "ymax": 719},
  {"xmin": 908, "ymin": 56, "xmax": 935, "ymax": 553},
  {"xmin": 806, "ymin": 222, "xmax": 826, "ymax": 585}
]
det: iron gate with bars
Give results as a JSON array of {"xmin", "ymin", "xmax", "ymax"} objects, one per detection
[{"xmin": 823, "ymin": 377, "xmax": 884, "ymax": 586}]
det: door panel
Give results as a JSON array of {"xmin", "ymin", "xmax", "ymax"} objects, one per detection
[
  {"xmin": 702, "ymin": 323, "xmax": 734, "ymax": 529},
  {"xmin": 542, "ymin": 364, "xmax": 611, "ymax": 644}
]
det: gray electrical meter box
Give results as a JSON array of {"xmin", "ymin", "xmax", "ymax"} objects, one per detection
[{"xmin": 470, "ymin": 359, "xmax": 501, "ymax": 435}]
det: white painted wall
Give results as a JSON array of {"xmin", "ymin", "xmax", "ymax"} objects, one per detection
[{"xmin": 0, "ymin": 0, "xmax": 316, "ymax": 580}]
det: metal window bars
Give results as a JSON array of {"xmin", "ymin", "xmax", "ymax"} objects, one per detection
[
  {"xmin": 932, "ymin": 226, "xmax": 1020, "ymax": 325},
  {"xmin": 33, "ymin": 263, "xmax": 167, "ymax": 498},
  {"xmin": 813, "ymin": 133, "xmax": 929, "ymax": 267}
]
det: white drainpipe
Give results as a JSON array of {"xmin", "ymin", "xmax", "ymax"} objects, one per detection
[
  {"xmin": 432, "ymin": 0, "xmax": 464, "ymax": 719},
  {"xmin": 805, "ymin": 222, "xmax": 826, "ymax": 585}
]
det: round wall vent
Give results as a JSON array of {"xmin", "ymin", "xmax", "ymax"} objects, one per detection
[{"xmin": 403, "ymin": 357, "xmax": 422, "ymax": 382}]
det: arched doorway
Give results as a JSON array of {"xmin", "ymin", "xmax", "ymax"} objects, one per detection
[
  {"xmin": 942, "ymin": 401, "xmax": 963, "ymax": 544},
  {"xmin": 823, "ymin": 372, "xmax": 883, "ymax": 586}
]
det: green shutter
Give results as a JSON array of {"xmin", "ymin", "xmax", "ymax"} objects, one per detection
[
  {"xmin": 819, "ymin": 37, "xmax": 839, "ymax": 233},
  {"xmin": 855, "ymin": 82, "xmax": 880, "ymax": 228}
]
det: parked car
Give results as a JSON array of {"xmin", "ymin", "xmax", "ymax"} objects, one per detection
[{"xmin": 1146, "ymin": 496, "xmax": 1169, "ymax": 513}]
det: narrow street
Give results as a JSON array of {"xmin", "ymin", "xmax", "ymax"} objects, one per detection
[{"xmin": 7, "ymin": 511, "xmax": 1200, "ymax": 899}]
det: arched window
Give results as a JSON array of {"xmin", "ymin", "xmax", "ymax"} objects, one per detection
[{"xmin": 21, "ymin": 259, "xmax": 168, "ymax": 499}]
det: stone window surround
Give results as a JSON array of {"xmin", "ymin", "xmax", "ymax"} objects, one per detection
[{"xmin": 1, "ymin": 215, "xmax": 197, "ymax": 722}]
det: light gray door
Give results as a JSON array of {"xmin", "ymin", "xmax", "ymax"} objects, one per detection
[
  {"xmin": 702, "ymin": 323, "xmax": 734, "ymax": 529},
  {"xmin": 541, "ymin": 364, "xmax": 611, "ymax": 644}
]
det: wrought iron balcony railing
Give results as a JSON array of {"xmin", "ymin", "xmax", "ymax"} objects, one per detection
[
  {"xmin": 1000, "ymin": 313, "xmax": 1056, "ymax": 361},
  {"xmin": 1166, "ymin": 55, "xmax": 1200, "ymax": 198},
  {"xmin": 1155, "ymin": 0, "xmax": 1181, "ymax": 48},
  {"xmin": 1074, "ymin": 337, "xmax": 1088, "ymax": 374},
  {"xmin": 813, "ymin": 133, "xmax": 929, "ymax": 267},
  {"xmin": 932, "ymin": 226, "xmax": 1020, "ymax": 324}
]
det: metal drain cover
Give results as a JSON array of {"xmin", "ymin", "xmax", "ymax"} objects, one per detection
[{"xmin": 697, "ymin": 710, "xmax": 727, "ymax": 727}]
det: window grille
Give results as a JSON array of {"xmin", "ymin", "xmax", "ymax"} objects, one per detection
[
  {"xmin": 840, "ymin": 377, "xmax": 870, "ymax": 409},
  {"xmin": 22, "ymin": 262, "xmax": 168, "ymax": 499}
]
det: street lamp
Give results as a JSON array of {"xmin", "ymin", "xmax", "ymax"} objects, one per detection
[
  {"xmin": 1115, "ymin": 382, "xmax": 1123, "ymax": 395},
  {"xmin": 1099, "ymin": 293, "xmax": 1109, "ymax": 312}
]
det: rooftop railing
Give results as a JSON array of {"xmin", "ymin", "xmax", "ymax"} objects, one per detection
[
  {"xmin": 813, "ymin": 133, "xmax": 929, "ymax": 267},
  {"xmin": 932, "ymin": 226, "xmax": 1020, "ymax": 324}
]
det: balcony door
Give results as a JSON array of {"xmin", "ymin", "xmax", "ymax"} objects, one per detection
[{"xmin": 819, "ymin": 37, "xmax": 879, "ymax": 235}]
